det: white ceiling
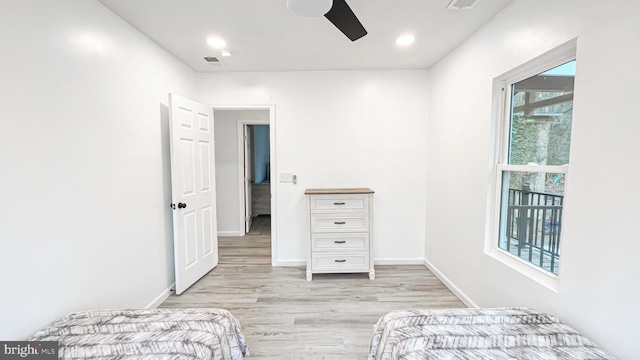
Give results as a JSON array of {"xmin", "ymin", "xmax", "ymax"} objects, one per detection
[{"xmin": 97, "ymin": 0, "xmax": 513, "ymax": 73}]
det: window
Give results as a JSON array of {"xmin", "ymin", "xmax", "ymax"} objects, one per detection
[{"xmin": 489, "ymin": 42, "xmax": 576, "ymax": 282}]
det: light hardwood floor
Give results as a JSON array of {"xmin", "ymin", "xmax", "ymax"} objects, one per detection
[
  {"xmin": 160, "ymin": 216, "xmax": 465, "ymax": 359},
  {"xmin": 218, "ymin": 215, "xmax": 272, "ymax": 265}
]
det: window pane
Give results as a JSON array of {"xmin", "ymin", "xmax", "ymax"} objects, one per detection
[
  {"xmin": 508, "ymin": 60, "xmax": 575, "ymax": 165},
  {"xmin": 498, "ymin": 170, "xmax": 565, "ymax": 275}
]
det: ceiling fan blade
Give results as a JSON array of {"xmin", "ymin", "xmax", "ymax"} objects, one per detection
[{"xmin": 324, "ymin": 0, "xmax": 367, "ymax": 41}]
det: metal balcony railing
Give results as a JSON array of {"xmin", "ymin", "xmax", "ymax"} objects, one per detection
[{"xmin": 502, "ymin": 186, "xmax": 563, "ymax": 275}]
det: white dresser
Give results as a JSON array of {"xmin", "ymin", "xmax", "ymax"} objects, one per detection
[{"xmin": 305, "ymin": 188, "xmax": 375, "ymax": 281}]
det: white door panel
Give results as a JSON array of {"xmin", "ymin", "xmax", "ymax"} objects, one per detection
[
  {"xmin": 169, "ymin": 93, "xmax": 218, "ymax": 295},
  {"xmin": 182, "ymin": 210, "xmax": 198, "ymax": 268}
]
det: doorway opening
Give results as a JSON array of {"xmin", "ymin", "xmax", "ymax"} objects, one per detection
[{"xmin": 212, "ymin": 107, "xmax": 275, "ymax": 266}]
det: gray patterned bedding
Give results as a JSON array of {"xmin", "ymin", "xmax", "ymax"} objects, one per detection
[
  {"xmin": 28, "ymin": 308, "xmax": 249, "ymax": 360},
  {"xmin": 369, "ymin": 308, "xmax": 614, "ymax": 360}
]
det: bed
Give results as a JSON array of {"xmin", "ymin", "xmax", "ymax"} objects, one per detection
[
  {"xmin": 28, "ymin": 308, "xmax": 249, "ymax": 360},
  {"xmin": 369, "ymin": 307, "xmax": 614, "ymax": 360}
]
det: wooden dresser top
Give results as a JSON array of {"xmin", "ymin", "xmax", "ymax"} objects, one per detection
[{"xmin": 304, "ymin": 188, "xmax": 374, "ymax": 195}]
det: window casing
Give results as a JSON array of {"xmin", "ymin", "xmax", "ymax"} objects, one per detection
[{"xmin": 488, "ymin": 41, "xmax": 576, "ymax": 289}]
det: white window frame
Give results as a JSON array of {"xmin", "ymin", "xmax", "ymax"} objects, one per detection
[{"xmin": 485, "ymin": 40, "xmax": 577, "ymax": 292}]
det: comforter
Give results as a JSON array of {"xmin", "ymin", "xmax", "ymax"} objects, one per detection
[
  {"xmin": 369, "ymin": 307, "xmax": 614, "ymax": 360},
  {"xmin": 29, "ymin": 308, "xmax": 249, "ymax": 360}
]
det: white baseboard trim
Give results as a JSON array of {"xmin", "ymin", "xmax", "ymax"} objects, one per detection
[
  {"xmin": 276, "ymin": 259, "xmax": 306, "ymax": 266},
  {"xmin": 423, "ymin": 259, "xmax": 479, "ymax": 308},
  {"xmin": 217, "ymin": 231, "xmax": 244, "ymax": 237},
  {"xmin": 374, "ymin": 258, "xmax": 425, "ymax": 265},
  {"xmin": 146, "ymin": 282, "xmax": 175, "ymax": 309}
]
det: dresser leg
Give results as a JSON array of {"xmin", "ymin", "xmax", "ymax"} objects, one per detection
[
  {"xmin": 306, "ymin": 272, "xmax": 312, "ymax": 281},
  {"xmin": 369, "ymin": 271, "xmax": 375, "ymax": 280}
]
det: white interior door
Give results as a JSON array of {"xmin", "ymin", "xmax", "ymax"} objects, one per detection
[
  {"xmin": 169, "ymin": 93, "xmax": 218, "ymax": 295},
  {"xmin": 244, "ymin": 125, "xmax": 253, "ymax": 233}
]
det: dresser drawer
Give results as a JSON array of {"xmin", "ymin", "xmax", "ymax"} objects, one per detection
[
  {"xmin": 309, "ymin": 194, "xmax": 369, "ymax": 213},
  {"xmin": 310, "ymin": 214, "xmax": 369, "ymax": 233},
  {"xmin": 312, "ymin": 233, "xmax": 369, "ymax": 252},
  {"xmin": 312, "ymin": 252, "xmax": 370, "ymax": 271}
]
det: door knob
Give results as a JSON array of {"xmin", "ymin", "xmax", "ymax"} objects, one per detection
[{"xmin": 178, "ymin": 202, "xmax": 187, "ymax": 209}]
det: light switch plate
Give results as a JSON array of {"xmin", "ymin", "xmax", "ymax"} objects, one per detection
[{"xmin": 279, "ymin": 173, "xmax": 294, "ymax": 183}]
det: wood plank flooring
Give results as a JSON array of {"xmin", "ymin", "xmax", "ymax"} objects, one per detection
[
  {"xmin": 219, "ymin": 215, "xmax": 271, "ymax": 265},
  {"xmin": 161, "ymin": 216, "xmax": 465, "ymax": 359}
]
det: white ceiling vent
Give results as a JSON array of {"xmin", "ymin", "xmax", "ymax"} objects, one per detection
[
  {"xmin": 203, "ymin": 56, "xmax": 225, "ymax": 66},
  {"xmin": 446, "ymin": 0, "xmax": 480, "ymax": 10}
]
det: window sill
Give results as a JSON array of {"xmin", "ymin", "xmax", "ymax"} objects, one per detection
[{"xmin": 486, "ymin": 248, "xmax": 559, "ymax": 293}]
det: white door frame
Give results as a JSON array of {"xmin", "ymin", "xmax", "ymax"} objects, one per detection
[
  {"xmin": 213, "ymin": 104, "xmax": 277, "ymax": 266},
  {"xmin": 242, "ymin": 123, "xmax": 252, "ymax": 234},
  {"xmin": 238, "ymin": 119, "xmax": 269, "ymax": 234}
]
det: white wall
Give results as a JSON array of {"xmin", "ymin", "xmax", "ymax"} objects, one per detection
[
  {"xmin": 198, "ymin": 71, "xmax": 429, "ymax": 264},
  {"xmin": 426, "ymin": 1, "xmax": 640, "ymax": 358},
  {"xmin": 214, "ymin": 110, "xmax": 269, "ymax": 235},
  {"xmin": 0, "ymin": 0, "xmax": 195, "ymax": 339}
]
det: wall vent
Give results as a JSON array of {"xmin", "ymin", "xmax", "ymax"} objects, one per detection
[
  {"xmin": 203, "ymin": 56, "xmax": 225, "ymax": 66},
  {"xmin": 446, "ymin": 0, "xmax": 480, "ymax": 9}
]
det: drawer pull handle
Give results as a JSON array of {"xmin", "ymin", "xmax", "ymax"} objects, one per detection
[
  {"xmin": 334, "ymin": 221, "xmax": 346, "ymax": 225},
  {"xmin": 334, "ymin": 202, "xmax": 346, "ymax": 205},
  {"xmin": 334, "ymin": 240, "xmax": 346, "ymax": 244},
  {"xmin": 335, "ymin": 259, "xmax": 346, "ymax": 263}
]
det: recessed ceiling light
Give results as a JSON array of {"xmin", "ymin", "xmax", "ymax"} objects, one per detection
[
  {"xmin": 207, "ymin": 37, "xmax": 227, "ymax": 49},
  {"xmin": 395, "ymin": 34, "xmax": 415, "ymax": 47},
  {"xmin": 220, "ymin": 50, "xmax": 234, "ymax": 57}
]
